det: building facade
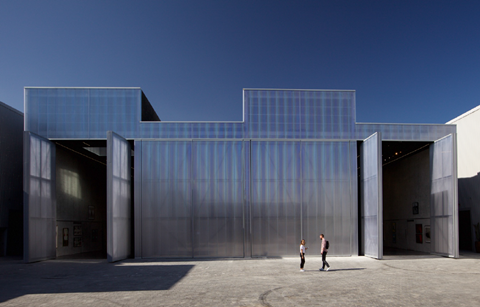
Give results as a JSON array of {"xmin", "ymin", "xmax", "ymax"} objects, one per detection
[
  {"xmin": 23, "ymin": 87, "xmax": 459, "ymax": 262},
  {"xmin": 447, "ymin": 106, "xmax": 480, "ymax": 251}
]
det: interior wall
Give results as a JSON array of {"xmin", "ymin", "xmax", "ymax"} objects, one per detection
[
  {"xmin": 56, "ymin": 145, "xmax": 107, "ymax": 257},
  {"xmin": 383, "ymin": 148, "xmax": 431, "ymax": 253}
]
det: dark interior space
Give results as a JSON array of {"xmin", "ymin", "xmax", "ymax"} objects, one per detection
[
  {"xmin": 54, "ymin": 140, "xmax": 108, "ymax": 259},
  {"xmin": 357, "ymin": 141, "xmax": 362, "ymax": 256},
  {"xmin": 6, "ymin": 210, "xmax": 23, "ymax": 256},
  {"xmin": 357, "ymin": 140, "xmax": 433, "ymax": 256},
  {"xmin": 459, "ymin": 210, "xmax": 472, "ymax": 251},
  {"xmin": 382, "ymin": 141, "xmax": 432, "ymax": 256},
  {"xmin": 53, "ymin": 140, "xmax": 136, "ymax": 260}
]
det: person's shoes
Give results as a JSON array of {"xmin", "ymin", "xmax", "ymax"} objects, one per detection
[
  {"xmin": 326, "ymin": 267, "xmax": 330, "ymax": 271},
  {"xmin": 319, "ymin": 268, "xmax": 324, "ymax": 271},
  {"xmin": 300, "ymin": 269, "xmax": 305, "ymax": 272}
]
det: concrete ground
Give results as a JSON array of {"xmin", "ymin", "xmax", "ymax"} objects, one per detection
[{"xmin": 1, "ymin": 252, "xmax": 480, "ymax": 307}]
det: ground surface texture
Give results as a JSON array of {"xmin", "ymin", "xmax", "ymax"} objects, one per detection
[{"xmin": 1, "ymin": 252, "xmax": 479, "ymax": 306}]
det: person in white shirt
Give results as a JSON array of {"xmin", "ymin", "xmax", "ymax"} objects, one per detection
[{"xmin": 299, "ymin": 239, "xmax": 307, "ymax": 272}]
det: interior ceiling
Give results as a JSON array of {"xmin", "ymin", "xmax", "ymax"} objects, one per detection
[
  {"xmin": 382, "ymin": 141, "xmax": 431, "ymax": 166},
  {"xmin": 53, "ymin": 140, "xmax": 135, "ymax": 166}
]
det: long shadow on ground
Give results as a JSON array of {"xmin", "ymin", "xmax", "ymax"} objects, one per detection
[{"xmin": 0, "ymin": 259, "xmax": 193, "ymax": 303}]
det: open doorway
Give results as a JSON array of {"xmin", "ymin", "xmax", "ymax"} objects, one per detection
[
  {"xmin": 382, "ymin": 141, "xmax": 432, "ymax": 256},
  {"xmin": 54, "ymin": 139, "xmax": 135, "ymax": 260},
  {"xmin": 54, "ymin": 140, "xmax": 108, "ymax": 259}
]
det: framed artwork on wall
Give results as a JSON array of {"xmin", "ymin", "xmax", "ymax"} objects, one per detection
[
  {"xmin": 74, "ymin": 237, "xmax": 82, "ymax": 247},
  {"xmin": 73, "ymin": 225, "xmax": 82, "ymax": 236}
]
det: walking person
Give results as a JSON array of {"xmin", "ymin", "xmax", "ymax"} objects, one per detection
[
  {"xmin": 299, "ymin": 239, "xmax": 307, "ymax": 272},
  {"xmin": 319, "ymin": 234, "xmax": 330, "ymax": 271}
]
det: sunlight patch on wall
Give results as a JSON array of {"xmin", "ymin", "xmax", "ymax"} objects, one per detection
[{"xmin": 60, "ymin": 169, "xmax": 82, "ymax": 199}]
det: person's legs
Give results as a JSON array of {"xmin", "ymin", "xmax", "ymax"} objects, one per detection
[
  {"xmin": 322, "ymin": 251, "xmax": 330, "ymax": 269},
  {"xmin": 300, "ymin": 253, "xmax": 305, "ymax": 269},
  {"xmin": 324, "ymin": 252, "xmax": 330, "ymax": 268}
]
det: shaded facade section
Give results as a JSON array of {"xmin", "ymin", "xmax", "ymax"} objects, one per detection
[{"xmin": 0, "ymin": 102, "xmax": 23, "ymax": 256}]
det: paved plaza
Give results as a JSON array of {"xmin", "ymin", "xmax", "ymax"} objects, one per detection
[{"xmin": 1, "ymin": 252, "xmax": 479, "ymax": 306}]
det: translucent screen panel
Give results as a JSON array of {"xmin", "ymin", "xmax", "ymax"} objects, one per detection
[
  {"xmin": 139, "ymin": 122, "xmax": 245, "ymax": 139},
  {"xmin": 301, "ymin": 141, "xmax": 356, "ymax": 256},
  {"xmin": 141, "ymin": 141, "xmax": 192, "ymax": 258},
  {"xmin": 23, "ymin": 131, "xmax": 56, "ymax": 263},
  {"xmin": 107, "ymin": 131, "xmax": 132, "ymax": 262},
  {"xmin": 251, "ymin": 141, "xmax": 302, "ymax": 257},
  {"xmin": 137, "ymin": 139, "xmax": 359, "ymax": 258},
  {"xmin": 430, "ymin": 134, "xmax": 458, "ymax": 257},
  {"xmin": 192, "ymin": 141, "xmax": 244, "ymax": 257},
  {"xmin": 25, "ymin": 88, "xmax": 140, "ymax": 139},
  {"xmin": 244, "ymin": 90, "xmax": 355, "ymax": 139},
  {"xmin": 360, "ymin": 133, "xmax": 383, "ymax": 259},
  {"xmin": 25, "ymin": 88, "xmax": 457, "ymax": 142},
  {"xmin": 89, "ymin": 90, "xmax": 140, "ymax": 138},
  {"xmin": 244, "ymin": 90, "xmax": 300, "ymax": 139}
]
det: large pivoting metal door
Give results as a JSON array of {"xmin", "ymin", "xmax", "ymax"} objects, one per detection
[
  {"xmin": 23, "ymin": 131, "xmax": 56, "ymax": 263},
  {"xmin": 430, "ymin": 134, "xmax": 458, "ymax": 258},
  {"xmin": 360, "ymin": 133, "xmax": 383, "ymax": 259},
  {"xmin": 107, "ymin": 131, "xmax": 132, "ymax": 262}
]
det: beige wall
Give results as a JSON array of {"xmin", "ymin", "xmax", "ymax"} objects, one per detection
[
  {"xmin": 448, "ymin": 106, "xmax": 480, "ymax": 178},
  {"xmin": 448, "ymin": 106, "xmax": 480, "ymax": 248}
]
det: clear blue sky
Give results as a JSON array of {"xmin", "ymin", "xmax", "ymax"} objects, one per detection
[{"xmin": 1, "ymin": 0, "xmax": 479, "ymax": 123}]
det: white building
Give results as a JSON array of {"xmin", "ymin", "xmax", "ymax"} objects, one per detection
[{"xmin": 447, "ymin": 106, "xmax": 480, "ymax": 251}]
